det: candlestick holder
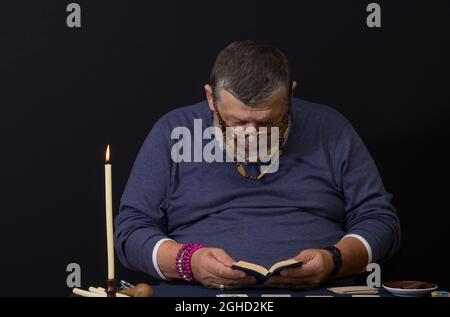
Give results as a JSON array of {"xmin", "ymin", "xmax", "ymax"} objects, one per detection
[{"xmin": 106, "ymin": 278, "xmax": 117, "ymax": 297}]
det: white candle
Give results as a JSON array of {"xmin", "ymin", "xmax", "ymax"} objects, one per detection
[
  {"xmin": 105, "ymin": 145, "xmax": 115, "ymax": 280},
  {"xmin": 73, "ymin": 288, "xmax": 105, "ymax": 297}
]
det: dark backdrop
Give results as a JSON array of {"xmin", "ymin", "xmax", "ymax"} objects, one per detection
[{"xmin": 1, "ymin": 0, "xmax": 449, "ymax": 296}]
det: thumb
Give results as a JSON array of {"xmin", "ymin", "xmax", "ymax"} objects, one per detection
[
  {"xmin": 294, "ymin": 249, "xmax": 316, "ymax": 264},
  {"xmin": 210, "ymin": 248, "xmax": 235, "ymax": 267}
]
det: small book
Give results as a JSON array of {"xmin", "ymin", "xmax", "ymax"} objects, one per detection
[{"xmin": 231, "ymin": 259, "xmax": 303, "ymax": 283}]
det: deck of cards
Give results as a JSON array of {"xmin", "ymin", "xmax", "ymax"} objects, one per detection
[{"xmin": 327, "ymin": 286, "xmax": 379, "ymax": 295}]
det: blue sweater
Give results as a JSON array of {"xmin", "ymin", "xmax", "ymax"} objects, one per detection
[{"xmin": 115, "ymin": 98, "xmax": 401, "ymax": 279}]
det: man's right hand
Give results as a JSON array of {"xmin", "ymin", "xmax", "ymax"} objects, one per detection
[{"xmin": 190, "ymin": 247, "xmax": 257, "ymax": 289}]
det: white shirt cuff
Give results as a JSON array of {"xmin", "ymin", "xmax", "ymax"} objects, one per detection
[
  {"xmin": 152, "ymin": 238, "xmax": 175, "ymax": 280},
  {"xmin": 342, "ymin": 234, "xmax": 373, "ymax": 265}
]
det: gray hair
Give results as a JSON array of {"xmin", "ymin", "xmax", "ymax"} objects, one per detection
[{"xmin": 210, "ymin": 41, "xmax": 292, "ymax": 106}]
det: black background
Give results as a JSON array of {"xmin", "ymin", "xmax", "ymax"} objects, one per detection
[{"xmin": 0, "ymin": 0, "xmax": 449, "ymax": 296}]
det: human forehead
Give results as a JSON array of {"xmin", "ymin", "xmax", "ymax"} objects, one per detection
[{"xmin": 217, "ymin": 89, "xmax": 287, "ymax": 121}]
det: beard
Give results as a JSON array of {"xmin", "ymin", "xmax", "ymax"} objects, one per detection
[
  {"xmin": 214, "ymin": 112, "xmax": 291, "ymax": 164},
  {"xmin": 223, "ymin": 127, "xmax": 286, "ymax": 164}
]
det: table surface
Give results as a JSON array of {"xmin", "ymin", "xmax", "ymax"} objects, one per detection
[{"xmin": 150, "ymin": 281, "xmax": 393, "ymax": 297}]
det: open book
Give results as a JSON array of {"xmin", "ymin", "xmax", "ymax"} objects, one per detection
[{"xmin": 231, "ymin": 259, "xmax": 303, "ymax": 283}]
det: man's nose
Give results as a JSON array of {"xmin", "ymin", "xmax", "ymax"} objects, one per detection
[{"xmin": 233, "ymin": 126, "xmax": 259, "ymax": 145}]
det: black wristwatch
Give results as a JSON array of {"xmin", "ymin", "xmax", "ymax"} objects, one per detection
[{"xmin": 323, "ymin": 246, "xmax": 342, "ymax": 278}]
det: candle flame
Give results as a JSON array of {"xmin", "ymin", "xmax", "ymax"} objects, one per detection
[{"xmin": 105, "ymin": 144, "xmax": 110, "ymax": 163}]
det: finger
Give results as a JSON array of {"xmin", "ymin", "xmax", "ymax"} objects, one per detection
[
  {"xmin": 264, "ymin": 276, "xmax": 301, "ymax": 286},
  {"xmin": 264, "ymin": 277, "xmax": 316, "ymax": 289},
  {"xmin": 210, "ymin": 248, "xmax": 236, "ymax": 267},
  {"xmin": 206, "ymin": 258, "xmax": 247, "ymax": 280},
  {"xmin": 293, "ymin": 250, "xmax": 315, "ymax": 264},
  {"xmin": 280, "ymin": 261, "xmax": 318, "ymax": 279},
  {"xmin": 220, "ymin": 282, "xmax": 256, "ymax": 290},
  {"xmin": 204, "ymin": 282, "xmax": 216, "ymax": 289},
  {"xmin": 264, "ymin": 275, "xmax": 316, "ymax": 287},
  {"xmin": 226, "ymin": 276, "xmax": 258, "ymax": 286},
  {"xmin": 215, "ymin": 282, "xmax": 238, "ymax": 291},
  {"xmin": 208, "ymin": 275, "xmax": 257, "ymax": 291},
  {"xmin": 280, "ymin": 267, "xmax": 315, "ymax": 279},
  {"xmin": 266, "ymin": 283, "xmax": 315, "ymax": 290},
  {"xmin": 205, "ymin": 276, "xmax": 255, "ymax": 288},
  {"xmin": 206, "ymin": 279, "xmax": 237, "ymax": 291}
]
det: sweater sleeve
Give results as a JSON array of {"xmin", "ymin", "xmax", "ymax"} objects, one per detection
[
  {"xmin": 334, "ymin": 123, "xmax": 401, "ymax": 264},
  {"xmin": 114, "ymin": 118, "xmax": 173, "ymax": 279}
]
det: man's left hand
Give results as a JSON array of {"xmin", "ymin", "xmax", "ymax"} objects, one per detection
[{"xmin": 264, "ymin": 249, "xmax": 334, "ymax": 289}]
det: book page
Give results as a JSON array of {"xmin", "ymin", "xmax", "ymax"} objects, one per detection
[
  {"xmin": 233, "ymin": 261, "xmax": 269, "ymax": 276},
  {"xmin": 269, "ymin": 259, "xmax": 300, "ymax": 273}
]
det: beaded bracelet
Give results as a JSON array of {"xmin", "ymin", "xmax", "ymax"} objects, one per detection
[{"xmin": 175, "ymin": 243, "xmax": 205, "ymax": 283}]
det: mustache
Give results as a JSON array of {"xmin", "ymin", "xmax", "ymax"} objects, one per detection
[{"xmin": 224, "ymin": 134, "xmax": 280, "ymax": 163}]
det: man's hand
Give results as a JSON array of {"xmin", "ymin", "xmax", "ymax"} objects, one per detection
[
  {"xmin": 191, "ymin": 248, "xmax": 257, "ymax": 289},
  {"xmin": 264, "ymin": 249, "xmax": 334, "ymax": 289}
]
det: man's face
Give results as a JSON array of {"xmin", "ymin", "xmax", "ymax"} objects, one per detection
[{"xmin": 205, "ymin": 85, "xmax": 292, "ymax": 162}]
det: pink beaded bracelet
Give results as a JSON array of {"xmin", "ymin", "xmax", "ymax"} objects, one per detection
[{"xmin": 175, "ymin": 243, "xmax": 205, "ymax": 283}]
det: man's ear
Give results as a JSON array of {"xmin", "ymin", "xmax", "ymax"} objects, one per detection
[
  {"xmin": 291, "ymin": 81, "xmax": 298, "ymax": 96},
  {"xmin": 204, "ymin": 84, "xmax": 215, "ymax": 111}
]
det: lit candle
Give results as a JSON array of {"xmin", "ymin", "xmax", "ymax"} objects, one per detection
[{"xmin": 104, "ymin": 145, "xmax": 116, "ymax": 296}]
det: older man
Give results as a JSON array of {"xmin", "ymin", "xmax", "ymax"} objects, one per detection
[{"xmin": 115, "ymin": 41, "xmax": 401, "ymax": 290}]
